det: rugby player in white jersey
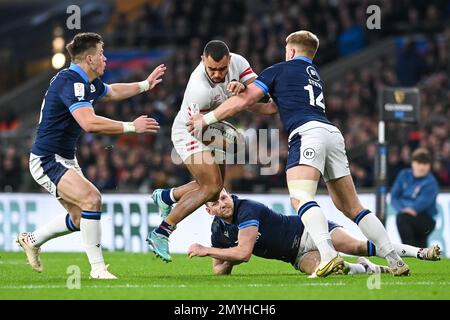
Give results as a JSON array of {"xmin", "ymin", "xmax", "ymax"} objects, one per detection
[{"xmin": 147, "ymin": 40, "xmax": 273, "ymax": 262}]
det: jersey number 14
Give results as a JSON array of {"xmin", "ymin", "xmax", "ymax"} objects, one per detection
[{"xmin": 303, "ymin": 85, "xmax": 325, "ymax": 110}]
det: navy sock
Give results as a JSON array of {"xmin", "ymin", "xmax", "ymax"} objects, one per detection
[
  {"xmin": 161, "ymin": 189, "xmax": 175, "ymax": 206},
  {"xmin": 65, "ymin": 213, "xmax": 80, "ymax": 231},
  {"xmin": 155, "ymin": 221, "xmax": 176, "ymax": 237},
  {"xmin": 367, "ymin": 240, "xmax": 376, "ymax": 256}
]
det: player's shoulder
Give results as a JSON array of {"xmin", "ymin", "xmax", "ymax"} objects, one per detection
[
  {"xmin": 260, "ymin": 61, "xmax": 287, "ymax": 75},
  {"xmin": 230, "ymin": 52, "xmax": 248, "ymax": 63},
  {"xmin": 234, "ymin": 196, "xmax": 269, "ymax": 215},
  {"xmin": 48, "ymin": 68, "xmax": 78, "ymax": 91}
]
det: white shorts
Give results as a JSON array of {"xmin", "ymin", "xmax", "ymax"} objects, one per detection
[
  {"xmin": 171, "ymin": 122, "xmax": 229, "ymax": 164},
  {"xmin": 286, "ymin": 121, "xmax": 351, "ymax": 182},
  {"xmin": 29, "ymin": 153, "xmax": 84, "ymax": 199},
  {"xmin": 171, "ymin": 124, "xmax": 212, "ymax": 163},
  {"xmin": 293, "ymin": 224, "xmax": 342, "ymax": 271}
]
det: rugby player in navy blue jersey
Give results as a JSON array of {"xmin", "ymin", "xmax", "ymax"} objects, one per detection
[
  {"xmin": 17, "ymin": 32, "xmax": 165, "ymax": 279},
  {"xmin": 188, "ymin": 189, "xmax": 440, "ymax": 276},
  {"xmin": 188, "ymin": 30, "xmax": 409, "ymax": 276}
]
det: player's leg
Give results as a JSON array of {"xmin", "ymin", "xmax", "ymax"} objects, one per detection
[
  {"xmin": 17, "ymin": 154, "xmax": 82, "ymax": 272},
  {"xmin": 57, "ymin": 168, "xmax": 116, "ymax": 279},
  {"xmin": 152, "ymin": 181, "xmax": 198, "ymax": 219},
  {"xmin": 23, "ymin": 199, "xmax": 80, "ymax": 244},
  {"xmin": 287, "ymin": 165, "xmax": 343, "ymax": 278},
  {"xmin": 326, "ymin": 175, "xmax": 409, "ymax": 275},
  {"xmin": 323, "ymin": 129, "xmax": 409, "ymax": 276},
  {"xmin": 331, "ymin": 226, "xmax": 440, "ymax": 261},
  {"xmin": 153, "ymin": 163, "xmax": 226, "ymax": 219},
  {"xmin": 148, "ymin": 151, "xmax": 223, "ymax": 262},
  {"xmin": 296, "ymin": 250, "xmax": 388, "ymax": 275},
  {"xmin": 330, "ymin": 227, "xmax": 367, "ymax": 256}
]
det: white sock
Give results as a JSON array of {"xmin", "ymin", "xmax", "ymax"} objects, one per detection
[
  {"xmin": 392, "ymin": 243, "xmax": 420, "ymax": 258},
  {"xmin": 356, "ymin": 211, "xmax": 401, "ymax": 267},
  {"xmin": 29, "ymin": 213, "xmax": 78, "ymax": 247},
  {"xmin": 344, "ymin": 261, "xmax": 367, "ymax": 275},
  {"xmin": 300, "ymin": 204, "xmax": 337, "ymax": 262},
  {"xmin": 169, "ymin": 188, "xmax": 177, "ymax": 203},
  {"xmin": 80, "ymin": 211, "xmax": 105, "ymax": 270}
]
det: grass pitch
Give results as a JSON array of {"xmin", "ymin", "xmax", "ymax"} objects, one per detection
[{"xmin": 0, "ymin": 252, "xmax": 449, "ymax": 300}]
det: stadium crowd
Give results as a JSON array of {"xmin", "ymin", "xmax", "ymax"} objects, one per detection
[{"xmin": 0, "ymin": 0, "xmax": 449, "ymax": 193}]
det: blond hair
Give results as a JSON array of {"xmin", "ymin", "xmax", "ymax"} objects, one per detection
[{"xmin": 286, "ymin": 31, "xmax": 319, "ymax": 57}]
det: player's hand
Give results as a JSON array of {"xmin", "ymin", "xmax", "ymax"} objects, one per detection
[
  {"xmin": 187, "ymin": 114, "xmax": 206, "ymax": 138},
  {"xmin": 146, "ymin": 64, "xmax": 167, "ymax": 90},
  {"xmin": 133, "ymin": 115, "xmax": 160, "ymax": 133},
  {"xmin": 227, "ymin": 81, "xmax": 246, "ymax": 95},
  {"xmin": 402, "ymin": 207, "xmax": 417, "ymax": 216},
  {"xmin": 188, "ymin": 243, "xmax": 208, "ymax": 258}
]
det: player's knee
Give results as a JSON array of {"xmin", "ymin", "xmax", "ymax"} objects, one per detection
[
  {"xmin": 287, "ymin": 180, "xmax": 318, "ymax": 211},
  {"xmin": 199, "ymin": 184, "xmax": 222, "ymax": 202},
  {"xmin": 81, "ymin": 190, "xmax": 102, "ymax": 211},
  {"xmin": 71, "ymin": 214, "xmax": 81, "ymax": 229}
]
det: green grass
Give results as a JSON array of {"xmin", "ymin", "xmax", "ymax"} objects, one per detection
[{"xmin": 0, "ymin": 252, "xmax": 449, "ymax": 300}]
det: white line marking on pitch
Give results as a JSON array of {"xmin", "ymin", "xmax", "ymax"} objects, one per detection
[{"xmin": 2, "ymin": 281, "xmax": 450, "ymax": 290}]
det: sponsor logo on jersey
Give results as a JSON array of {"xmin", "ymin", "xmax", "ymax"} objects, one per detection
[
  {"xmin": 90, "ymin": 84, "xmax": 96, "ymax": 93},
  {"xmin": 306, "ymin": 66, "xmax": 321, "ymax": 81},
  {"xmin": 74, "ymin": 82, "xmax": 85, "ymax": 101}
]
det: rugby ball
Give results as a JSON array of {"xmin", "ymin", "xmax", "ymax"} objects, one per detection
[{"xmin": 202, "ymin": 121, "xmax": 245, "ymax": 156}]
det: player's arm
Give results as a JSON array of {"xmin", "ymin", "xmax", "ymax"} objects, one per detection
[
  {"xmin": 248, "ymin": 99, "xmax": 278, "ymax": 115},
  {"xmin": 226, "ymin": 76, "xmax": 257, "ymax": 96},
  {"xmin": 71, "ymin": 106, "xmax": 159, "ymax": 135},
  {"xmin": 101, "ymin": 64, "xmax": 166, "ymax": 101},
  {"xmin": 211, "ymin": 258, "xmax": 242, "ymax": 275},
  {"xmin": 187, "ymin": 84, "xmax": 265, "ymax": 134},
  {"xmin": 188, "ymin": 226, "xmax": 258, "ymax": 262},
  {"xmin": 228, "ymin": 76, "xmax": 278, "ymax": 115}
]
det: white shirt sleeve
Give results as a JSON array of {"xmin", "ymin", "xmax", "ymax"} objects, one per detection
[
  {"xmin": 183, "ymin": 83, "xmax": 212, "ymax": 114},
  {"xmin": 232, "ymin": 54, "xmax": 257, "ymax": 83}
]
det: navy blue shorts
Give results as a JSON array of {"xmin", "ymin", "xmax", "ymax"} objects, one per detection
[{"xmin": 29, "ymin": 153, "xmax": 83, "ymax": 198}]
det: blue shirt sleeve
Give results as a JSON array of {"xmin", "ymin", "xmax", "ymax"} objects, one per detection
[
  {"xmin": 59, "ymin": 78, "xmax": 93, "ymax": 113},
  {"xmin": 390, "ymin": 170, "xmax": 407, "ymax": 212},
  {"xmin": 411, "ymin": 176, "xmax": 439, "ymax": 214},
  {"xmin": 96, "ymin": 79, "xmax": 109, "ymax": 99},
  {"xmin": 254, "ymin": 64, "xmax": 280, "ymax": 95},
  {"xmin": 236, "ymin": 200, "xmax": 262, "ymax": 230}
]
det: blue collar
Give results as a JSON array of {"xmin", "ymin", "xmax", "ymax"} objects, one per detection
[
  {"xmin": 69, "ymin": 62, "xmax": 90, "ymax": 83},
  {"xmin": 293, "ymin": 56, "xmax": 313, "ymax": 64}
]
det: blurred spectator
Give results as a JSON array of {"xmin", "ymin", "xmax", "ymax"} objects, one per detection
[
  {"xmin": 396, "ymin": 38, "xmax": 428, "ymax": 86},
  {"xmin": 392, "ymin": 148, "xmax": 439, "ymax": 247}
]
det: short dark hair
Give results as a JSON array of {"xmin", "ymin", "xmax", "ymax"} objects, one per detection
[
  {"xmin": 203, "ymin": 40, "xmax": 230, "ymax": 62},
  {"xmin": 66, "ymin": 32, "xmax": 103, "ymax": 61},
  {"xmin": 412, "ymin": 148, "xmax": 432, "ymax": 164}
]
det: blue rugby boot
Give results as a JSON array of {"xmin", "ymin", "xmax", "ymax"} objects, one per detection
[
  {"xmin": 152, "ymin": 189, "xmax": 173, "ymax": 220},
  {"xmin": 146, "ymin": 230, "xmax": 172, "ymax": 262}
]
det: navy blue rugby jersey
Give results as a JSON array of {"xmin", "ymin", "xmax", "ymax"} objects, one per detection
[
  {"xmin": 254, "ymin": 56, "xmax": 332, "ymax": 136},
  {"xmin": 211, "ymin": 195, "xmax": 304, "ymax": 264},
  {"xmin": 31, "ymin": 63, "xmax": 109, "ymax": 159}
]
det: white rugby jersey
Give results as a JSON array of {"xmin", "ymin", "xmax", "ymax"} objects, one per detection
[{"xmin": 173, "ymin": 53, "xmax": 256, "ymax": 127}]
